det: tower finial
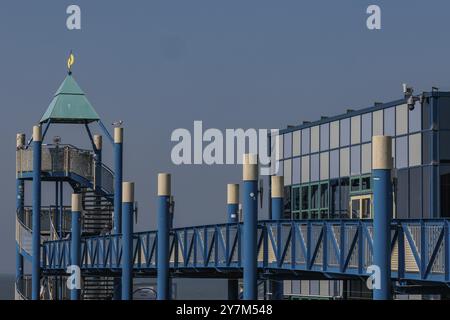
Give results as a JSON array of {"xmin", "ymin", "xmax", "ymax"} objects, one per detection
[{"xmin": 67, "ymin": 51, "xmax": 75, "ymax": 75}]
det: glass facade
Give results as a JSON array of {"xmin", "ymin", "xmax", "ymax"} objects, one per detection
[
  {"xmin": 273, "ymin": 94, "xmax": 450, "ymax": 219},
  {"xmin": 273, "ymin": 93, "xmax": 450, "ymax": 302}
]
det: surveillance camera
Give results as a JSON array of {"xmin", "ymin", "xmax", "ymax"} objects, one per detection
[
  {"xmin": 407, "ymin": 96, "xmax": 415, "ymax": 111},
  {"xmin": 402, "ymin": 83, "xmax": 408, "ymax": 94},
  {"xmin": 403, "ymin": 83, "xmax": 414, "ymax": 97}
]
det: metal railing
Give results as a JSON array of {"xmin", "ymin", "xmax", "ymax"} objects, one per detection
[
  {"xmin": 15, "ymin": 275, "xmax": 32, "ymax": 300},
  {"xmin": 17, "ymin": 145, "xmax": 93, "ymax": 180},
  {"xmin": 16, "ymin": 144, "xmax": 114, "ymax": 195},
  {"xmin": 97, "ymin": 164, "xmax": 114, "ymax": 195},
  {"xmin": 41, "ymin": 219, "xmax": 450, "ymax": 284}
]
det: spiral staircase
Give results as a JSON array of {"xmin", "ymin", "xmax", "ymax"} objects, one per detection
[{"xmin": 15, "ymin": 144, "xmax": 116, "ymax": 300}]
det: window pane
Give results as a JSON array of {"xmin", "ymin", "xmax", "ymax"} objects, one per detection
[
  {"xmin": 311, "ymin": 126, "xmax": 320, "ymax": 153},
  {"xmin": 330, "ymin": 121, "xmax": 339, "ymax": 149},
  {"xmin": 351, "ymin": 145, "xmax": 361, "ymax": 175},
  {"xmin": 301, "ymin": 128, "xmax": 310, "ymax": 155},
  {"xmin": 340, "ymin": 118, "xmax": 350, "ymax": 147},
  {"xmin": 340, "ymin": 148, "xmax": 350, "ymax": 177},
  {"xmin": 284, "ymin": 133, "xmax": 292, "ymax": 158},
  {"xmin": 351, "ymin": 178, "xmax": 360, "ymax": 192},
  {"xmin": 362, "ymin": 176, "xmax": 371, "ymax": 190},
  {"xmin": 373, "ymin": 110, "xmax": 383, "ymax": 136},
  {"xmin": 330, "ymin": 150, "xmax": 339, "ymax": 178},
  {"xmin": 351, "ymin": 116, "xmax": 361, "ymax": 145},
  {"xmin": 438, "ymin": 97, "xmax": 450, "ymax": 130},
  {"xmin": 392, "ymin": 138, "xmax": 396, "ymax": 168},
  {"xmin": 384, "ymin": 107, "xmax": 395, "ymax": 136},
  {"xmin": 339, "ymin": 178, "xmax": 350, "ymax": 218},
  {"xmin": 311, "ymin": 185, "xmax": 319, "ymax": 209},
  {"xmin": 311, "ymin": 154, "xmax": 319, "ymax": 182},
  {"xmin": 292, "ymin": 157, "xmax": 300, "ymax": 185},
  {"xmin": 423, "ymin": 166, "xmax": 431, "ymax": 219},
  {"xmin": 410, "ymin": 167, "xmax": 422, "ymax": 218},
  {"xmin": 440, "ymin": 131, "xmax": 450, "ymax": 162},
  {"xmin": 292, "ymin": 187, "xmax": 300, "ymax": 211},
  {"xmin": 439, "ymin": 166, "xmax": 450, "ymax": 218},
  {"xmin": 284, "ymin": 186, "xmax": 291, "ymax": 218},
  {"xmin": 409, "ymin": 103, "xmax": 422, "ymax": 133},
  {"xmin": 362, "ymin": 113, "xmax": 372, "ymax": 143},
  {"xmin": 423, "ymin": 131, "xmax": 432, "ymax": 165},
  {"xmin": 301, "ymin": 186, "xmax": 309, "ymax": 210},
  {"xmin": 320, "ymin": 123, "xmax": 329, "ymax": 151},
  {"xmin": 301, "ymin": 156, "xmax": 310, "ymax": 183},
  {"xmin": 361, "ymin": 143, "xmax": 372, "ymax": 174},
  {"xmin": 397, "ymin": 169, "xmax": 409, "ymax": 219},
  {"xmin": 310, "ymin": 280, "xmax": 319, "ymax": 296},
  {"xmin": 396, "ymin": 104, "xmax": 408, "ymax": 136},
  {"xmin": 277, "ymin": 160, "xmax": 283, "ymax": 176},
  {"xmin": 320, "ymin": 183, "xmax": 328, "ymax": 208},
  {"xmin": 284, "ymin": 159, "xmax": 292, "ymax": 185},
  {"xmin": 320, "ymin": 152, "xmax": 329, "ymax": 180},
  {"xmin": 396, "ymin": 136, "xmax": 408, "ymax": 169},
  {"xmin": 330, "ymin": 179, "xmax": 340, "ymax": 218},
  {"xmin": 409, "ymin": 133, "xmax": 421, "ymax": 166},
  {"xmin": 293, "ymin": 130, "xmax": 301, "ymax": 157}
]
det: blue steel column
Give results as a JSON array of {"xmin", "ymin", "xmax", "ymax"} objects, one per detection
[
  {"xmin": 243, "ymin": 154, "xmax": 258, "ymax": 300},
  {"xmin": 121, "ymin": 182, "xmax": 135, "ymax": 300},
  {"xmin": 227, "ymin": 184, "xmax": 239, "ymax": 300},
  {"xmin": 113, "ymin": 127, "xmax": 123, "ymax": 299},
  {"xmin": 32, "ymin": 126, "xmax": 42, "ymax": 300},
  {"xmin": 270, "ymin": 176, "xmax": 284, "ymax": 300},
  {"xmin": 70, "ymin": 194, "xmax": 82, "ymax": 300},
  {"xmin": 157, "ymin": 173, "xmax": 171, "ymax": 300},
  {"xmin": 93, "ymin": 135, "xmax": 102, "ymax": 193},
  {"xmin": 372, "ymin": 136, "xmax": 392, "ymax": 300},
  {"xmin": 16, "ymin": 133, "xmax": 25, "ymax": 285}
]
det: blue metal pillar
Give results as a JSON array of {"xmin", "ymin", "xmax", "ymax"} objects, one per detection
[
  {"xmin": 157, "ymin": 173, "xmax": 171, "ymax": 300},
  {"xmin": 121, "ymin": 182, "xmax": 134, "ymax": 300},
  {"xmin": 16, "ymin": 178, "xmax": 24, "ymax": 282},
  {"xmin": 242, "ymin": 154, "xmax": 258, "ymax": 300},
  {"xmin": 32, "ymin": 126, "xmax": 42, "ymax": 300},
  {"xmin": 59, "ymin": 182, "xmax": 63, "ymax": 238},
  {"xmin": 169, "ymin": 198, "xmax": 174, "ymax": 299},
  {"xmin": 227, "ymin": 184, "xmax": 239, "ymax": 300},
  {"xmin": 94, "ymin": 135, "xmax": 102, "ymax": 193},
  {"xmin": 113, "ymin": 128, "xmax": 123, "ymax": 299},
  {"xmin": 16, "ymin": 133, "xmax": 26, "ymax": 285},
  {"xmin": 270, "ymin": 176, "xmax": 284, "ymax": 300},
  {"xmin": 372, "ymin": 136, "xmax": 392, "ymax": 300},
  {"xmin": 70, "ymin": 194, "xmax": 82, "ymax": 300},
  {"xmin": 113, "ymin": 128, "xmax": 123, "ymax": 234}
]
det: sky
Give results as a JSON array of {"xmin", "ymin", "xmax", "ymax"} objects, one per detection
[{"xmin": 1, "ymin": 0, "xmax": 450, "ymax": 274}]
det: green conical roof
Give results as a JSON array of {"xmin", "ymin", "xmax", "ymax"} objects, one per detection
[{"xmin": 40, "ymin": 74, "xmax": 100, "ymax": 124}]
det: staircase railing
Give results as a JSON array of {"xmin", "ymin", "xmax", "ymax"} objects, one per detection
[
  {"xmin": 15, "ymin": 275, "xmax": 32, "ymax": 300},
  {"xmin": 95, "ymin": 164, "xmax": 114, "ymax": 195},
  {"xmin": 17, "ymin": 144, "xmax": 115, "ymax": 197}
]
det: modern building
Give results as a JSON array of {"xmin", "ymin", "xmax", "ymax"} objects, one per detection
[{"xmin": 271, "ymin": 88, "xmax": 450, "ymax": 299}]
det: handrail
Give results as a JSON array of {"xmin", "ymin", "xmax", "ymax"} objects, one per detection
[
  {"xmin": 41, "ymin": 219, "xmax": 450, "ymax": 285},
  {"xmin": 15, "ymin": 275, "xmax": 32, "ymax": 300},
  {"xmin": 17, "ymin": 144, "xmax": 115, "ymax": 196}
]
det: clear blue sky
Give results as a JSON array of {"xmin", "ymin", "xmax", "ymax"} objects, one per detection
[{"xmin": 1, "ymin": 0, "xmax": 450, "ymax": 273}]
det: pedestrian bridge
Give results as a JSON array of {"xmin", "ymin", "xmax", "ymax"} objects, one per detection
[{"xmin": 40, "ymin": 219, "xmax": 450, "ymax": 284}]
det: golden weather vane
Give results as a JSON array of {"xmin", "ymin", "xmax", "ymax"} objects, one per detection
[{"xmin": 67, "ymin": 51, "xmax": 75, "ymax": 74}]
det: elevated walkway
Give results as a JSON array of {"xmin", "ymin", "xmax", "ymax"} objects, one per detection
[{"xmin": 40, "ymin": 219, "xmax": 450, "ymax": 285}]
